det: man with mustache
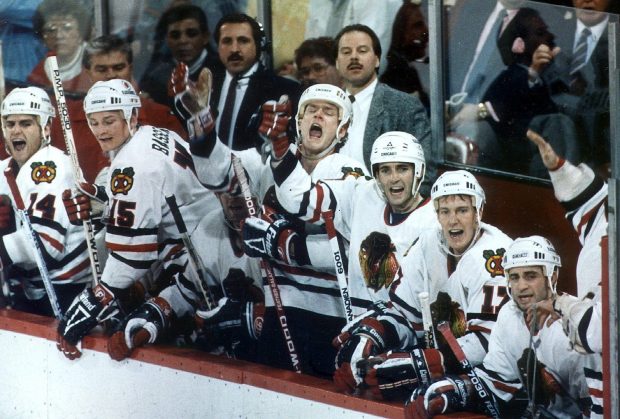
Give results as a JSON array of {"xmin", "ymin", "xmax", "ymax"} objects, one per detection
[
  {"xmin": 333, "ymin": 24, "xmax": 435, "ymax": 196},
  {"xmin": 210, "ymin": 13, "xmax": 302, "ymax": 151}
]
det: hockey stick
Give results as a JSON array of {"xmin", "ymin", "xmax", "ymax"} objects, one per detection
[
  {"xmin": 165, "ymin": 195, "xmax": 216, "ymax": 310},
  {"xmin": 4, "ymin": 168, "xmax": 62, "ymax": 319},
  {"xmin": 43, "ymin": 56, "xmax": 103, "ymax": 286},
  {"xmin": 231, "ymin": 154, "xmax": 301, "ymax": 373},
  {"xmin": 419, "ymin": 291, "xmax": 438, "ymax": 349},
  {"xmin": 321, "ymin": 209, "xmax": 353, "ymax": 322},
  {"xmin": 437, "ymin": 321, "xmax": 500, "ymax": 418}
]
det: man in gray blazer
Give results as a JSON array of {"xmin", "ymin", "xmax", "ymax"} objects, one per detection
[{"xmin": 334, "ymin": 24, "xmax": 435, "ymax": 196}]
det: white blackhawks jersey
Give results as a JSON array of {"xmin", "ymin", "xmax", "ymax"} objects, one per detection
[
  {"xmin": 101, "ymin": 125, "xmax": 218, "ymax": 289},
  {"xmin": 550, "ymin": 161, "xmax": 607, "ymax": 298},
  {"xmin": 390, "ymin": 223, "xmax": 512, "ymax": 365},
  {"xmin": 192, "ymin": 140, "xmax": 369, "ymax": 318},
  {"xmin": 273, "ymin": 151, "xmax": 439, "ymax": 322},
  {"xmin": 160, "ymin": 209, "xmax": 263, "ymax": 317},
  {"xmin": 0, "ymin": 146, "xmax": 92, "ymax": 298},
  {"xmin": 476, "ymin": 301, "xmax": 600, "ymax": 418},
  {"xmin": 549, "ymin": 160, "xmax": 607, "ymax": 418}
]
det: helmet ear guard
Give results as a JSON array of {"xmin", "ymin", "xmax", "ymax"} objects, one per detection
[{"xmin": 503, "ymin": 235, "xmax": 562, "ymax": 298}]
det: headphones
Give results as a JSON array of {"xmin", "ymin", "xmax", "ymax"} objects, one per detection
[{"xmin": 215, "ymin": 14, "xmax": 269, "ymax": 53}]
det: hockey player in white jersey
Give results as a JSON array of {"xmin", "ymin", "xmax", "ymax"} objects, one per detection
[
  {"xmin": 0, "ymin": 87, "xmax": 92, "ymax": 316},
  {"xmin": 523, "ymin": 130, "xmax": 606, "ymax": 417},
  {"xmin": 186, "ymin": 80, "xmax": 370, "ymax": 375},
  {"xmin": 411, "ymin": 236, "xmax": 599, "ymax": 418},
  {"xmin": 106, "ymin": 185, "xmax": 264, "ymax": 362},
  {"xmin": 56, "ymin": 79, "xmax": 218, "ymax": 359},
  {"xmin": 267, "ymin": 129, "xmax": 438, "ymax": 387},
  {"xmin": 360, "ymin": 170, "xmax": 512, "ymax": 400}
]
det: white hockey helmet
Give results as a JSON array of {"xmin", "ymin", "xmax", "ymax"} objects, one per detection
[
  {"xmin": 431, "ymin": 170, "xmax": 486, "ymax": 212},
  {"xmin": 503, "ymin": 235, "xmax": 562, "ymax": 295},
  {"xmin": 295, "ymin": 84, "xmax": 353, "ymax": 157},
  {"xmin": 84, "ymin": 79, "xmax": 141, "ymax": 121},
  {"xmin": 1, "ymin": 87, "xmax": 56, "ymax": 127},
  {"xmin": 370, "ymin": 131, "xmax": 426, "ymax": 195}
]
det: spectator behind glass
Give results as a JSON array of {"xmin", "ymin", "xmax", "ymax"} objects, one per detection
[
  {"xmin": 139, "ymin": 3, "xmax": 224, "ymax": 107},
  {"xmin": 379, "ymin": 1, "xmax": 430, "ymax": 112},
  {"xmin": 544, "ymin": 0, "xmax": 618, "ymax": 177},
  {"xmin": 27, "ymin": 0, "xmax": 92, "ymax": 93},
  {"xmin": 0, "ymin": 0, "xmax": 48, "ymax": 83},
  {"xmin": 294, "ymin": 37, "xmax": 342, "ymax": 88},
  {"xmin": 210, "ymin": 13, "xmax": 302, "ymax": 151},
  {"xmin": 479, "ymin": 7, "xmax": 580, "ymax": 177},
  {"xmin": 333, "ymin": 24, "xmax": 435, "ymax": 195}
]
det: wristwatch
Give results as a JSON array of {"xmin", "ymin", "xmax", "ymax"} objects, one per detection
[{"xmin": 477, "ymin": 102, "xmax": 489, "ymax": 120}]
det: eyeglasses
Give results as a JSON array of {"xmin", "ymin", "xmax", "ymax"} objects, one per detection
[
  {"xmin": 298, "ymin": 63, "xmax": 329, "ymax": 78},
  {"xmin": 167, "ymin": 28, "xmax": 202, "ymax": 40},
  {"xmin": 42, "ymin": 22, "xmax": 78, "ymax": 37}
]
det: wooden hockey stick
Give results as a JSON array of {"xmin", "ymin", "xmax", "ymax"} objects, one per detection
[
  {"xmin": 437, "ymin": 321, "xmax": 500, "ymax": 418},
  {"xmin": 419, "ymin": 291, "xmax": 438, "ymax": 349},
  {"xmin": 4, "ymin": 168, "xmax": 62, "ymax": 319},
  {"xmin": 43, "ymin": 56, "xmax": 103, "ymax": 286},
  {"xmin": 165, "ymin": 195, "xmax": 216, "ymax": 310},
  {"xmin": 321, "ymin": 209, "xmax": 353, "ymax": 322},
  {"xmin": 231, "ymin": 154, "xmax": 301, "ymax": 373}
]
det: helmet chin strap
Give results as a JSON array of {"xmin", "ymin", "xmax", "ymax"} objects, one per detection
[{"xmin": 296, "ymin": 134, "xmax": 342, "ymax": 161}]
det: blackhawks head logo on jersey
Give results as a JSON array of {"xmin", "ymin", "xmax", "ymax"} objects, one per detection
[
  {"xmin": 483, "ymin": 248, "xmax": 506, "ymax": 277},
  {"xmin": 110, "ymin": 167, "xmax": 135, "ymax": 195},
  {"xmin": 30, "ymin": 161, "xmax": 57, "ymax": 184},
  {"xmin": 359, "ymin": 231, "xmax": 400, "ymax": 291}
]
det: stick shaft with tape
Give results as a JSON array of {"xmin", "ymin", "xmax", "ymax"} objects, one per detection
[
  {"xmin": 322, "ymin": 209, "xmax": 353, "ymax": 322},
  {"xmin": 44, "ymin": 56, "xmax": 102, "ymax": 285},
  {"xmin": 419, "ymin": 291, "xmax": 437, "ymax": 349},
  {"xmin": 231, "ymin": 154, "xmax": 301, "ymax": 373},
  {"xmin": 4, "ymin": 168, "xmax": 62, "ymax": 319},
  {"xmin": 437, "ymin": 321, "xmax": 500, "ymax": 418}
]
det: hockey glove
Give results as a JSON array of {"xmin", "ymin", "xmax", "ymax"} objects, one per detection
[
  {"xmin": 242, "ymin": 216, "xmax": 309, "ymax": 265},
  {"xmin": 222, "ymin": 268, "xmax": 263, "ymax": 303},
  {"xmin": 362, "ymin": 349, "xmax": 445, "ymax": 401},
  {"xmin": 169, "ymin": 63, "xmax": 215, "ymax": 143},
  {"xmin": 358, "ymin": 232, "xmax": 399, "ymax": 291},
  {"xmin": 406, "ymin": 374, "xmax": 481, "ymax": 418},
  {"xmin": 57, "ymin": 283, "xmax": 119, "ymax": 360},
  {"xmin": 257, "ymin": 95, "xmax": 292, "ymax": 160},
  {"xmin": 196, "ymin": 298, "xmax": 265, "ymax": 350},
  {"xmin": 107, "ymin": 296, "xmax": 174, "ymax": 361},
  {"xmin": 0, "ymin": 195, "xmax": 16, "ymax": 234},
  {"xmin": 332, "ymin": 305, "xmax": 399, "ymax": 393},
  {"xmin": 62, "ymin": 190, "xmax": 91, "ymax": 226},
  {"xmin": 517, "ymin": 348, "xmax": 562, "ymax": 407}
]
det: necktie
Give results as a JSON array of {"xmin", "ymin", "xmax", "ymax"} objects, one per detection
[
  {"xmin": 218, "ymin": 75, "xmax": 239, "ymax": 146},
  {"xmin": 462, "ymin": 9, "xmax": 507, "ymax": 98},
  {"xmin": 569, "ymin": 27, "xmax": 591, "ymax": 76}
]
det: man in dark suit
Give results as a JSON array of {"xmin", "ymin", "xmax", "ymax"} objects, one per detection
[
  {"xmin": 544, "ymin": 0, "xmax": 617, "ymax": 174},
  {"xmin": 211, "ymin": 14, "xmax": 302, "ymax": 151},
  {"xmin": 333, "ymin": 24, "xmax": 435, "ymax": 195},
  {"xmin": 139, "ymin": 4, "xmax": 224, "ymax": 108}
]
